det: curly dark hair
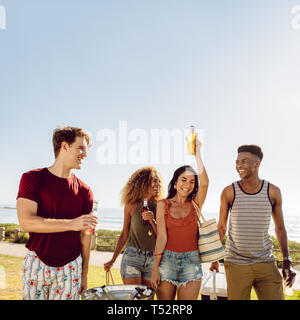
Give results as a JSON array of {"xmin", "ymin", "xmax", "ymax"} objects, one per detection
[{"xmin": 120, "ymin": 167, "xmax": 164, "ymax": 205}]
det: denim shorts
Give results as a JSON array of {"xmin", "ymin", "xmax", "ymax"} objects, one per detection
[
  {"xmin": 159, "ymin": 250, "xmax": 202, "ymax": 287},
  {"xmin": 120, "ymin": 246, "xmax": 154, "ymax": 281}
]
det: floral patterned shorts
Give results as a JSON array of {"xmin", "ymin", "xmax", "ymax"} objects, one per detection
[{"xmin": 22, "ymin": 250, "xmax": 82, "ymax": 300}]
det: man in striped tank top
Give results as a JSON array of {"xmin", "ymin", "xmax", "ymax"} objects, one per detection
[{"xmin": 210, "ymin": 145, "xmax": 296, "ymax": 300}]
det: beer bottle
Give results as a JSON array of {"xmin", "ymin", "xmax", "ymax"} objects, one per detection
[
  {"xmin": 85, "ymin": 200, "xmax": 98, "ymax": 235},
  {"xmin": 187, "ymin": 125, "xmax": 196, "ymax": 155},
  {"xmin": 141, "ymin": 198, "xmax": 150, "ymax": 225}
]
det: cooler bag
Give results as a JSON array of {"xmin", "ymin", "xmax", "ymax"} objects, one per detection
[
  {"xmin": 201, "ymin": 270, "xmax": 227, "ymax": 300},
  {"xmin": 81, "ymin": 271, "xmax": 155, "ymax": 300}
]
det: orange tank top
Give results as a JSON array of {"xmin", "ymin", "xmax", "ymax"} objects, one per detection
[{"xmin": 164, "ymin": 199, "xmax": 198, "ymax": 252}]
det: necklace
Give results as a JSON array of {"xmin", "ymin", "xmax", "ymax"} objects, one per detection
[{"xmin": 241, "ymin": 179, "xmax": 261, "ymax": 192}]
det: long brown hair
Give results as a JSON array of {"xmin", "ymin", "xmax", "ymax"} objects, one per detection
[{"xmin": 120, "ymin": 167, "xmax": 164, "ymax": 206}]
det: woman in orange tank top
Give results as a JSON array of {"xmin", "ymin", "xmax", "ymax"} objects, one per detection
[{"xmin": 151, "ymin": 138, "xmax": 209, "ymax": 300}]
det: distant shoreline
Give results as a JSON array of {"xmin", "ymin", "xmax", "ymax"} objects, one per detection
[{"xmin": 0, "ymin": 206, "xmax": 16, "ymax": 210}]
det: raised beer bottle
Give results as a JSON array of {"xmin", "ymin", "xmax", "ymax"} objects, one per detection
[
  {"xmin": 187, "ymin": 125, "xmax": 196, "ymax": 155},
  {"xmin": 141, "ymin": 198, "xmax": 150, "ymax": 225}
]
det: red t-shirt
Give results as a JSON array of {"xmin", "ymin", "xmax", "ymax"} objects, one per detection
[{"xmin": 17, "ymin": 168, "xmax": 94, "ymax": 267}]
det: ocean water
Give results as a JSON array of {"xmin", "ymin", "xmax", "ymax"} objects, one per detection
[{"xmin": 1, "ymin": 207, "xmax": 300, "ymax": 243}]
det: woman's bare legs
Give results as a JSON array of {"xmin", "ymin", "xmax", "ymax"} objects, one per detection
[
  {"xmin": 177, "ymin": 280, "xmax": 201, "ymax": 300},
  {"xmin": 156, "ymin": 280, "xmax": 177, "ymax": 300}
]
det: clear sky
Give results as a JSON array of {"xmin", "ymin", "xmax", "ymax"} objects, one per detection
[{"xmin": 0, "ymin": 1, "xmax": 300, "ymax": 217}]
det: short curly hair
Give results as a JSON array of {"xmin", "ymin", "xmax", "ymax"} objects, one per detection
[
  {"xmin": 238, "ymin": 144, "xmax": 263, "ymax": 160},
  {"xmin": 120, "ymin": 167, "xmax": 164, "ymax": 205}
]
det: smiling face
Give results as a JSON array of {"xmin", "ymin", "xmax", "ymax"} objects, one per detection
[
  {"xmin": 62, "ymin": 136, "xmax": 88, "ymax": 170},
  {"xmin": 236, "ymin": 152, "xmax": 261, "ymax": 179},
  {"xmin": 147, "ymin": 172, "xmax": 161, "ymax": 199},
  {"xmin": 175, "ymin": 170, "xmax": 196, "ymax": 197}
]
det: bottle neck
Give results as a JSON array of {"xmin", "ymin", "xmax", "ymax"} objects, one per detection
[{"xmin": 143, "ymin": 199, "xmax": 148, "ymax": 207}]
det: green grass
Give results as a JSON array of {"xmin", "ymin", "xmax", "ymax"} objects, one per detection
[{"xmin": 0, "ymin": 254, "xmax": 299, "ymax": 300}]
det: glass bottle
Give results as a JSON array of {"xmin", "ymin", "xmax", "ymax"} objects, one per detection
[
  {"xmin": 187, "ymin": 125, "xmax": 196, "ymax": 155},
  {"xmin": 141, "ymin": 198, "xmax": 149, "ymax": 225},
  {"xmin": 85, "ymin": 200, "xmax": 98, "ymax": 235},
  {"xmin": 284, "ymin": 269, "xmax": 294, "ymax": 296}
]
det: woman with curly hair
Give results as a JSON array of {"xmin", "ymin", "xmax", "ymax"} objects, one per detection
[
  {"xmin": 104, "ymin": 167, "xmax": 163, "ymax": 287},
  {"xmin": 151, "ymin": 138, "xmax": 209, "ymax": 300}
]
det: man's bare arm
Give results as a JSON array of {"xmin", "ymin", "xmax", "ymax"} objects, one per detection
[
  {"xmin": 218, "ymin": 185, "xmax": 233, "ymax": 241},
  {"xmin": 80, "ymin": 231, "xmax": 92, "ymax": 294},
  {"xmin": 210, "ymin": 185, "xmax": 233, "ymax": 271},
  {"xmin": 269, "ymin": 185, "xmax": 289, "ymax": 259},
  {"xmin": 17, "ymin": 198, "xmax": 98, "ymax": 233},
  {"xmin": 269, "ymin": 184, "xmax": 296, "ymax": 287}
]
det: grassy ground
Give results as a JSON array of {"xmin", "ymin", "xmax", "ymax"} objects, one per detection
[{"xmin": 0, "ymin": 255, "xmax": 299, "ymax": 300}]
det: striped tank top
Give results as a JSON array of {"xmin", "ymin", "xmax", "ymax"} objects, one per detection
[{"xmin": 225, "ymin": 180, "xmax": 275, "ymax": 265}]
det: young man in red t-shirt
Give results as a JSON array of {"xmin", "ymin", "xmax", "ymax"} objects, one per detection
[{"xmin": 17, "ymin": 126, "xmax": 98, "ymax": 300}]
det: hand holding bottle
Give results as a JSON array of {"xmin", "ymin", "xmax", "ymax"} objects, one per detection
[
  {"xmin": 194, "ymin": 137, "xmax": 202, "ymax": 155},
  {"xmin": 186, "ymin": 125, "xmax": 196, "ymax": 155},
  {"xmin": 186, "ymin": 125, "xmax": 202, "ymax": 156},
  {"xmin": 141, "ymin": 199, "xmax": 150, "ymax": 225},
  {"xmin": 142, "ymin": 210, "xmax": 155, "ymax": 222},
  {"xmin": 282, "ymin": 267, "xmax": 296, "ymax": 287},
  {"xmin": 85, "ymin": 200, "xmax": 99, "ymax": 235}
]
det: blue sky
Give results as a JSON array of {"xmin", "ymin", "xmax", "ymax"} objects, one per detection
[{"xmin": 0, "ymin": 1, "xmax": 300, "ymax": 217}]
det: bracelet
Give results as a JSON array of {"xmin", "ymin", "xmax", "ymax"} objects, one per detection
[{"xmin": 153, "ymin": 252, "xmax": 164, "ymax": 256}]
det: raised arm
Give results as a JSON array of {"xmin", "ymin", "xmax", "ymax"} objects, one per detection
[{"xmin": 193, "ymin": 139, "xmax": 209, "ymax": 209}]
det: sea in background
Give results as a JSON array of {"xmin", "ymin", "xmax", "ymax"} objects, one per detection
[{"xmin": 1, "ymin": 206, "xmax": 300, "ymax": 243}]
